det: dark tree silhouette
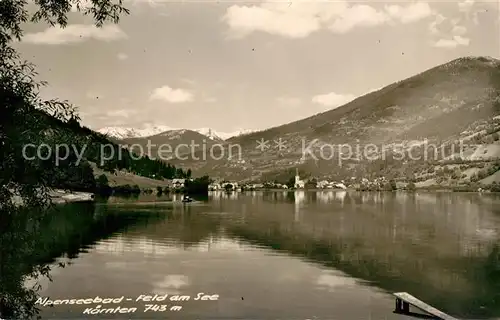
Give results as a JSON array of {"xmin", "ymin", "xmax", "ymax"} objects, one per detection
[{"xmin": 1, "ymin": 1, "xmax": 129, "ymax": 318}]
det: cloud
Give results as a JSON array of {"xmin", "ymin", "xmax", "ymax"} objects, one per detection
[
  {"xmin": 223, "ymin": 1, "xmax": 434, "ymax": 38},
  {"xmin": 79, "ymin": 108, "xmax": 138, "ymax": 128},
  {"xmin": 312, "ymin": 92, "xmax": 356, "ymax": 108},
  {"xmin": 223, "ymin": 3, "xmax": 320, "ymax": 38},
  {"xmin": 457, "ymin": 0, "xmax": 482, "ymax": 24},
  {"xmin": 117, "ymin": 53, "xmax": 128, "ymax": 60},
  {"xmin": 277, "ymin": 97, "xmax": 301, "ymax": 106},
  {"xmin": 452, "ymin": 25, "xmax": 467, "ymax": 36},
  {"xmin": 22, "ymin": 24, "xmax": 127, "ymax": 45},
  {"xmin": 328, "ymin": 5, "xmax": 390, "ymax": 34},
  {"xmin": 150, "ymin": 86, "xmax": 193, "ymax": 103},
  {"xmin": 80, "ymin": 107, "xmax": 136, "ymax": 118},
  {"xmin": 385, "ymin": 2, "xmax": 434, "ymax": 24},
  {"xmin": 433, "ymin": 35, "xmax": 470, "ymax": 48},
  {"xmin": 105, "ymin": 109, "xmax": 138, "ymax": 118},
  {"xmin": 458, "ymin": 0, "xmax": 475, "ymax": 13},
  {"xmin": 428, "ymin": 11, "xmax": 470, "ymax": 49},
  {"xmin": 428, "ymin": 14, "xmax": 445, "ymax": 34}
]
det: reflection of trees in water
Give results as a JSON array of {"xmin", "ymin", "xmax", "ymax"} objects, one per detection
[
  {"xmin": 0, "ymin": 205, "xmax": 54, "ymax": 319},
  {"xmin": 139, "ymin": 208, "xmax": 222, "ymax": 249},
  {"xmin": 102, "ymin": 193, "xmax": 500, "ymax": 317},
  {"xmin": 217, "ymin": 192, "xmax": 500, "ymax": 318},
  {"xmin": 226, "ymin": 222, "xmax": 500, "ymax": 318},
  {"xmin": 475, "ymin": 244, "xmax": 500, "ymax": 315},
  {"xmin": 3, "ymin": 193, "xmax": 500, "ymax": 318},
  {"xmin": 0, "ymin": 203, "xmax": 167, "ymax": 319},
  {"xmin": 0, "ymin": 203, "xmax": 99, "ymax": 318}
]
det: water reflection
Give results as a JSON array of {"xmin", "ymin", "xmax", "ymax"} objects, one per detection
[
  {"xmin": 316, "ymin": 191, "xmax": 347, "ymax": 204},
  {"xmin": 202, "ymin": 191, "xmax": 500, "ymax": 318},
  {"xmin": 294, "ymin": 191, "xmax": 305, "ymax": 222},
  {"xmin": 4, "ymin": 192, "xmax": 500, "ymax": 319},
  {"xmin": 33, "ymin": 204, "xmax": 403, "ymax": 319}
]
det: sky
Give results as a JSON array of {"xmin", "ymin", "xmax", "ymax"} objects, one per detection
[{"xmin": 15, "ymin": 0, "xmax": 500, "ymax": 133}]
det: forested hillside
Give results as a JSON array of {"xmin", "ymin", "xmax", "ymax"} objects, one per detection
[
  {"xmin": 172, "ymin": 56, "xmax": 500, "ymax": 186},
  {"xmin": 21, "ymin": 110, "xmax": 192, "ymax": 192}
]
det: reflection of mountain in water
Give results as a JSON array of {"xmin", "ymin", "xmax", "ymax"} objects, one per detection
[
  {"xmin": 116, "ymin": 192, "xmax": 500, "ymax": 319},
  {"xmin": 207, "ymin": 192, "xmax": 500, "ymax": 319},
  {"xmin": 6, "ymin": 192, "xmax": 500, "ymax": 319},
  {"xmin": 93, "ymin": 235, "xmax": 248, "ymax": 256}
]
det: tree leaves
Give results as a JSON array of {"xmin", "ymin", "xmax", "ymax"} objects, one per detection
[{"xmin": 1, "ymin": 0, "xmax": 129, "ymax": 318}]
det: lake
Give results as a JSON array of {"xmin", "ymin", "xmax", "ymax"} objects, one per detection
[{"xmin": 8, "ymin": 191, "xmax": 500, "ymax": 319}]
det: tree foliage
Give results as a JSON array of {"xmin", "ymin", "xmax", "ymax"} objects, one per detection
[
  {"xmin": 1, "ymin": 1, "xmax": 129, "ymax": 318},
  {"xmin": 185, "ymin": 176, "xmax": 211, "ymax": 195},
  {"xmin": 407, "ymin": 182, "xmax": 416, "ymax": 191}
]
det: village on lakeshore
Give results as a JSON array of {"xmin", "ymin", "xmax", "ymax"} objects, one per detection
[
  {"xmin": 199, "ymin": 168, "xmax": 419, "ymax": 192},
  {"xmin": 103, "ymin": 163, "xmax": 499, "ymax": 196}
]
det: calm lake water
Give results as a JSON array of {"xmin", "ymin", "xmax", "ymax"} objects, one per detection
[{"xmin": 21, "ymin": 191, "xmax": 500, "ymax": 319}]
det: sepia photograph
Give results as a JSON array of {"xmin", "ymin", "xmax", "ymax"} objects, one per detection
[{"xmin": 1, "ymin": 0, "xmax": 500, "ymax": 319}]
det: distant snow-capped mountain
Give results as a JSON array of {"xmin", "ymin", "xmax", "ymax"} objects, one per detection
[
  {"xmin": 192, "ymin": 127, "xmax": 224, "ymax": 141},
  {"xmin": 97, "ymin": 126, "xmax": 172, "ymax": 140},
  {"xmin": 195, "ymin": 127, "xmax": 254, "ymax": 140},
  {"xmin": 97, "ymin": 126, "xmax": 253, "ymax": 141}
]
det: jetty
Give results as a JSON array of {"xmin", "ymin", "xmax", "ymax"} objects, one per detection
[{"xmin": 393, "ymin": 292, "xmax": 459, "ymax": 320}]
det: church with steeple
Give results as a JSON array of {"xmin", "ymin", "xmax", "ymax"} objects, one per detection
[{"xmin": 294, "ymin": 168, "xmax": 305, "ymax": 189}]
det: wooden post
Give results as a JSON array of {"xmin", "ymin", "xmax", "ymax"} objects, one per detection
[
  {"xmin": 395, "ymin": 298, "xmax": 410, "ymax": 314},
  {"xmin": 395, "ymin": 298, "xmax": 402, "ymax": 312},
  {"xmin": 402, "ymin": 301, "xmax": 410, "ymax": 313},
  {"xmin": 393, "ymin": 292, "xmax": 459, "ymax": 320}
]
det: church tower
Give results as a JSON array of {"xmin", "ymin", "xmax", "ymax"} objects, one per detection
[{"xmin": 295, "ymin": 168, "xmax": 300, "ymax": 187}]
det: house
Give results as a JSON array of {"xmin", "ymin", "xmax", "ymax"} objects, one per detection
[
  {"xmin": 396, "ymin": 182, "xmax": 408, "ymax": 190},
  {"xmin": 172, "ymin": 179, "xmax": 186, "ymax": 189},
  {"xmin": 208, "ymin": 183, "xmax": 221, "ymax": 191},
  {"xmin": 251, "ymin": 183, "xmax": 264, "ymax": 190},
  {"xmin": 334, "ymin": 183, "xmax": 347, "ymax": 189},
  {"xmin": 317, "ymin": 180, "xmax": 331, "ymax": 188}
]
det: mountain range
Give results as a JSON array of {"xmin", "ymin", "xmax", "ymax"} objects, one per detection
[
  {"xmin": 119, "ymin": 129, "xmax": 220, "ymax": 160},
  {"xmin": 165, "ymin": 56, "xmax": 500, "ymax": 185},
  {"xmin": 98, "ymin": 126, "xmax": 253, "ymax": 141},
  {"xmin": 95, "ymin": 56, "xmax": 500, "ymax": 187}
]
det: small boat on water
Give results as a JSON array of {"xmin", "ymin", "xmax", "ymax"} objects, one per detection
[{"xmin": 181, "ymin": 195, "xmax": 193, "ymax": 203}]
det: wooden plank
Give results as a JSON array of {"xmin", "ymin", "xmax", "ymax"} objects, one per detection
[{"xmin": 393, "ymin": 292, "xmax": 459, "ymax": 320}]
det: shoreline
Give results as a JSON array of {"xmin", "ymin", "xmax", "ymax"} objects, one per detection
[
  {"xmin": 50, "ymin": 189, "xmax": 95, "ymax": 204},
  {"xmin": 11, "ymin": 189, "xmax": 95, "ymax": 206},
  {"xmin": 209, "ymin": 188, "xmax": 500, "ymax": 193}
]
